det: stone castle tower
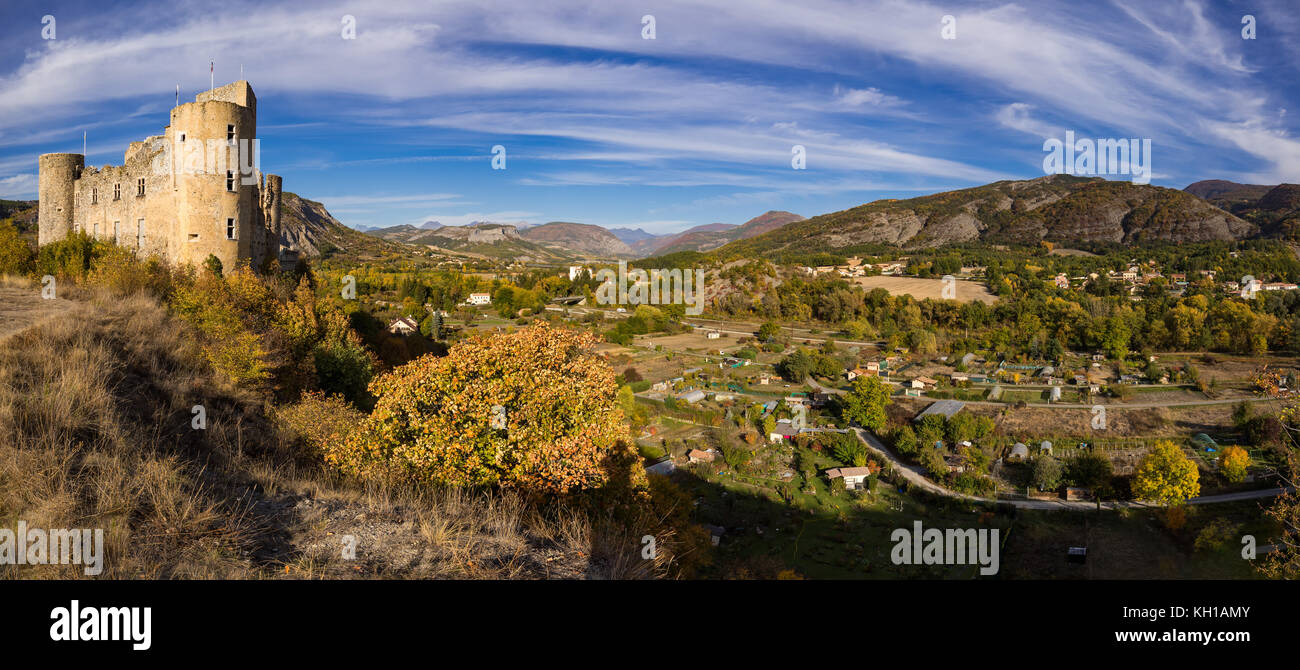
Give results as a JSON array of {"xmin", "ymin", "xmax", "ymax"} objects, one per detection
[{"xmin": 38, "ymin": 81, "xmax": 283, "ymax": 271}]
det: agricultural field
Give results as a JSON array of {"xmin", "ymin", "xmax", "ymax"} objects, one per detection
[{"xmin": 852, "ymin": 275, "xmax": 997, "ymax": 304}]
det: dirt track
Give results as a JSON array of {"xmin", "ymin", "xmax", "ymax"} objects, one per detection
[{"xmin": 0, "ymin": 284, "xmax": 73, "ymax": 341}]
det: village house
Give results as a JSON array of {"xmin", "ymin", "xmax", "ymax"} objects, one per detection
[
  {"xmin": 687, "ymin": 449, "xmax": 716, "ymax": 464},
  {"xmin": 825, "ymin": 466, "xmax": 871, "ymax": 490},
  {"xmin": 705, "ymin": 330, "xmax": 721, "ymax": 339},
  {"xmin": 912, "ymin": 376, "xmax": 938, "ymax": 389},
  {"xmin": 1054, "ymin": 274, "xmax": 1069, "ymax": 289},
  {"xmin": 769, "ymin": 421, "xmax": 800, "ymax": 443},
  {"xmin": 466, "ymin": 292, "xmax": 492, "ymax": 305},
  {"xmin": 386, "ymin": 317, "xmax": 420, "ymax": 335}
]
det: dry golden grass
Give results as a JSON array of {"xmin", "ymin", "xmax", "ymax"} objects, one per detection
[
  {"xmin": 851, "ymin": 275, "xmax": 997, "ymax": 304},
  {"xmin": 0, "ymin": 287, "xmax": 263, "ymax": 578}
]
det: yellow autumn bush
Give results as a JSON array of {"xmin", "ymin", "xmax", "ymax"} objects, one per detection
[{"xmin": 327, "ymin": 323, "xmax": 639, "ymax": 496}]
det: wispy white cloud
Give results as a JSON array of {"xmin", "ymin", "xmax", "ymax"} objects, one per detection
[
  {"xmin": 0, "ymin": 0, "xmax": 1295, "ymax": 224},
  {"xmin": 0, "ymin": 173, "xmax": 36, "ymax": 198}
]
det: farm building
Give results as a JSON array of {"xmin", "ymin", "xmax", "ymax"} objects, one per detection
[
  {"xmin": 913, "ymin": 399, "xmax": 966, "ymax": 423},
  {"xmin": 676, "ymin": 390, "xmax": 706, "ymax": 404}
]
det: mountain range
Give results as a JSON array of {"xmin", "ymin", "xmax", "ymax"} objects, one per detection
[
  {"xmin": 364, "ymin": 210, "xmax": 806, "ymax": 260},
  {"xmin": 16, "ymin": 176, "xmax": 1300, "ymax": 265},
  {"xmin": 1185, "ymin": 179, "xmax": 1300, "ymax": 239},
  {"xmin": 709, "ymin": 175, "xmax": 1278, "ymax": 261}
]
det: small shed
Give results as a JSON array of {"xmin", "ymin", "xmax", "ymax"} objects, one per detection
[{"xmin": 1008, "ymin": 443, "xmax": 1030, "ymax": 462}]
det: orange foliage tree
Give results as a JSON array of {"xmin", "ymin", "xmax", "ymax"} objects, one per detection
[{"xmin": 327, "ymin": 323, "xmax": 638, "ymax": 495}]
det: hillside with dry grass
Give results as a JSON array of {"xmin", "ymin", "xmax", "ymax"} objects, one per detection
[{"xmin": 0, "ymin": 274, "xmax": 684, "ymax": 579}]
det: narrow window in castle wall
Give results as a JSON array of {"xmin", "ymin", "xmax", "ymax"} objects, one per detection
[
  {"xmin": 137, "ymin": 218, "xmax": 146, "ymax": 248},
  {"xmin": 93, "ymin": 222, "xmax": 99, "ymax": 237},
  {"xmin": 91, "ymin": 188, "xmax": 98, "ymax": 205},
  {"xmin": 227, "ymin": 171, "xmax": 236, "ymax": 192},
  {"xmin": 226, "ymin": 217, "xmax": 237, "ymax": 240},
  {"xmin": 227, "ymin": 124, "xmax": 236, "ymax": 142},
  {"xmin": 113, "ymin": 183, "xmax": 121, "ymax": 200},
  {"xmin": 137, "ymin": 178, "xmax": 145, "ymax": 196},
  {"xmin": 113, "ymin": 221, "xmax": 119, "ymax": 243}
]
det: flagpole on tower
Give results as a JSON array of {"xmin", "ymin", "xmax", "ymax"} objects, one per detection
[
  {"xmin": 209, "ymin": 60, "xmax": 214, "ymax": 91},
  {"xmin": 83, "ymin": 131, "xmax": 86, "ymax": 157},
  {"xmin": 175, "ymin": 84, "xmax": 179, "ymax": 107}
]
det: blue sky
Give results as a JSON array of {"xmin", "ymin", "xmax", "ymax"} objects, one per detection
[{"xmin": 1, "ymin": 0, "xmax": 1297, "ymax": 234}]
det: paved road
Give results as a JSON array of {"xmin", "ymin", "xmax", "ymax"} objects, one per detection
[{"xmin": 848, "ymin": 426, "xmax": 1288, "ymax": 510}]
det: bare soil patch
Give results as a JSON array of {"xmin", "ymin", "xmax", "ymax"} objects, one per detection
[{"xmin": 851, "ymin": 275, "xmax": 997, "ymax": 304}]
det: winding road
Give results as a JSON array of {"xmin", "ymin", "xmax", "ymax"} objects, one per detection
[{"xmin": 849, "ymin": 426, "xmax": 1288, "ymax": 510}]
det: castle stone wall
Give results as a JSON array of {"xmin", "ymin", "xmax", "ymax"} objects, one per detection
[{"xmin": 38, "ymin": 80, "xmax": 282, "ymax": 272}]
